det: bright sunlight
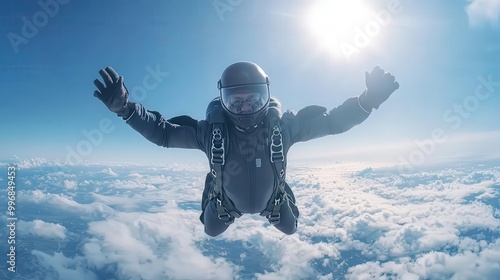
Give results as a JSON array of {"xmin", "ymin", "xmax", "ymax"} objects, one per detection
[{"xmin": 306, "ymin": 0, "xmax": 375, "ymax": 58}]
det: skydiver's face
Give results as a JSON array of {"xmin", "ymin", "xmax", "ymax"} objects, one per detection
[{"xmin": 226, "ymin": 92, "xmax": 263, "ymax": 115}]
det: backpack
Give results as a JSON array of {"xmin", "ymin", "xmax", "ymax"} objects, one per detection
[{"xmin": 201, "ymin": 96, "xmax": 288, "ymax": 225}]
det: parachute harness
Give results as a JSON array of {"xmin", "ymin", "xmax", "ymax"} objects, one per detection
[{"xmin": 209, "ymin": 121, "xmax": 287, "ymax": 225}]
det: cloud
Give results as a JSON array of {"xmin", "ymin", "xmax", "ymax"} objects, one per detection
[
  {"xmin": 14, "ymin": 157, "xmax": 54, "ymax": 168},
  {"xmin": 30, "ymin": 251, "xmax": 98, "ymax": 280},
  {"xmin": 82, "ymin": 207, "xmax": 237, "ymax": 280},
  {"xmin": 466, "ymin": 0, "xmax": 500, "ymax": 27},
  {"xmin": 283, "ymin": 160, "xmax": 499, "ymax": 278},
  {"xmin": 107, "ymin": 179, "xmax": 158, "ymax": 189},
  {"xmin": 63, "ymin": 180, "xmax": 78, "ymax": 190},
  {"xmin": 347, "ymin": 240, "xmax": 500, "ymax": 279},
  {"xmin": 20, "ymin": 189, "xmax": 114, "ymax": 216},
  {"xmin": 100, "ymin": 167, "xmax": 117, "ymax": 176},
  {"xmin": 252, "ymin": 234, "xmax": 339, "ymax": 279},
  {"xmin": 18, "ymin": 219, "xmax": 67, "ymax": 239}
]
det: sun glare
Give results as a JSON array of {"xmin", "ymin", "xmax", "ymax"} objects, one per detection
[{"xmin": 306, "ymin": 0, "xmax": 373, "ymax": 52}]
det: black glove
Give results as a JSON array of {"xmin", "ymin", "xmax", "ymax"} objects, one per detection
[
  {"xmin": 93, "ymin": 66, "xmax": 133, "ymax": 119},
  {"xmin": 359, "ymin": 66, "xmax": 399, "ymax": 111}
]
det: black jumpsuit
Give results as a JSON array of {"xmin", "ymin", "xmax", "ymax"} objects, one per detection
[{"xmin": 125, "ymin": 96, "xmax": 370, "ymax": 236}]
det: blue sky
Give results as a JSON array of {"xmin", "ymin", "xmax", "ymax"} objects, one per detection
[{"xmin": 1, "ymin": 0, "xmax": 499, "ymax": 165}]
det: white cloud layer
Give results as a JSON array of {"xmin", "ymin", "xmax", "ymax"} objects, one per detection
[{"xmin": 3, "ymin": 158, "xmax": 499, "ymax": 279}]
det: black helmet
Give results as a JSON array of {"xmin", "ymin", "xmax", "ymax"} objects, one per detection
[{"xmin": 218, "ymin": 62, "xmax": 270, "ymax": 130}]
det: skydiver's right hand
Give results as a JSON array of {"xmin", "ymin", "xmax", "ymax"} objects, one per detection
[{"xmin": 93, "ymin": 66, "xmax": 133, "ymax": 118}]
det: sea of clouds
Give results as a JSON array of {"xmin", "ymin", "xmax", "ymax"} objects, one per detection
[{"xmin": 0, "ymin": 158, "xmax": 499, "ymax": 279}]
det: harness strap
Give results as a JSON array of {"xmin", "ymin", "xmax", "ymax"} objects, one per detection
[
  {"xmin": 211, "ymin": 124, "xmax": 224, "ymax": 196},
  {"xmin": 210, "ymin": 123, "xmax": 241, "ymax": 225},
  {"xmin": 260, "ymin": 124, "xmax": 287, "ymax": 225}
]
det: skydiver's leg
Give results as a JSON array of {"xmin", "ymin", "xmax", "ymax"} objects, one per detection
[
  {"xmin": 203, "ymin": 199, "xmax": 230, "ymax": 237},
  {"xmin": 273, "ymin": 195, "xmax": 299, "ymax": 235},
  {"xmin": 273, "ymin": 183, "xmax": 299, "ymax": 235}
]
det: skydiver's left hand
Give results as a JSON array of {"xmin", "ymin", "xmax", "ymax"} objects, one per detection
[{"xmin": 359, "ymin": 66, "xmax": 399, "ymax": 111}]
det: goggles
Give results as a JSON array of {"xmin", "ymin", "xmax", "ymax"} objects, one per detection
[{"xmin": 221, "ymin": 84, "xmax": 269, "ymax": 115}]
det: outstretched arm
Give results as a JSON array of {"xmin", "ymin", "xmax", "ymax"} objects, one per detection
[
  {"xmin": 284, "ymin": 66, "xmax": 399, "ymax": 144},
  {"xmin": 328, "ymin": 65, "xmax": 400, "ymax": 134},
  {"xmin": 125, "ymin": 103, "xmax": 206, "ymax": 149},
  {"xmin": 93, "ymin": 67, "xmax": 207, "ymax": 150}
]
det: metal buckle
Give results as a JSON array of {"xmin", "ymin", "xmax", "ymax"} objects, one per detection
[
  {"xmin": 211, "ymin": 127, "xmax": 225, "ymax": 165},
  {"xmin": 213, "ymin": 127, "xmax": 222, "ymax": 140},
  {"xmin": 268, "ymin": 213, "xmax": 280, "ymax": 225},
  {"xmin": 218, "ymin": 212, "xmax": 231, "ymax": 220},
  {"xmin": 270, "ymin": 126, "xmax": 284, "ymax": 163},
  {"xmin": 274, "ymin": 197, "xmax": 281, "ymax": 205}
]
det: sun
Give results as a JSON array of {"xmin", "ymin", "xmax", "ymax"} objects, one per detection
[{"xmin": 306, "ymin": 0, "xmax": 373, "ymax": 53}]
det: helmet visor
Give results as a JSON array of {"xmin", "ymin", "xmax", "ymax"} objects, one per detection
[{"xmin": 221, "ymin": 84, "xmax": 269, "ymax": 115}]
